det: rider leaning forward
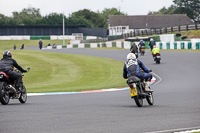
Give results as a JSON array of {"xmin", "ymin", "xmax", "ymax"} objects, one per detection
[
  {"xmin": 0, "ymin": 51, "xmax": 27, "ymax": 93},
  {"xmin": 152, "ymin": 45, "xmax": 160, "ymax": 60},
  {"xmin": 123, "ymin": 53, "xmax": 153, "ymax": 92}
]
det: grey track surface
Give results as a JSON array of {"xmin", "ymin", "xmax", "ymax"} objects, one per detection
[{"xmin": 1, "ymin": 47, "xmax": 200, "ymax": 133}]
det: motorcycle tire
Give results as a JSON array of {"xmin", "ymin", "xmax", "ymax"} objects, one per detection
[
  {"xmin": 146, "ymin": 92, "xmax": 154, "ymax": 105},
  {"xmin": 0, "ymin": 82, "xmax": 10, "ymax": 105},
  {"xmin": 156, "ymin": 59, "xmax": 160, "ymax": 64},
  {"xmin": 19, "ymin": 85, "xmax": 27, "ymax": 103},
  {"xmin": 134, "ymin": 96, "xmax": 143, "ymax": 107},
  {"xmin": 133, "ymin": 86, "xmax": 143, "ymax": 107}
]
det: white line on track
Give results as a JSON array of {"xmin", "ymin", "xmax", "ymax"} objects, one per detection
[
  {"xmin": 152, "ymin": 72, "xmax": 162, "ymax": 85},
  {"xmin": 146, "ymin": 126, "xmax": 200, "ymax": 133}
]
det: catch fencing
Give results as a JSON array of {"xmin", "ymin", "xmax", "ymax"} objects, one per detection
[{"xmin": 123, "ymin": 24, "xmax": 200, "ymax": 38}]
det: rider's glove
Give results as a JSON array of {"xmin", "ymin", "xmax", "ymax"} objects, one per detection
[{"xmin": 22, "ymin": 70, "xmax": 28, "ymax": 73}]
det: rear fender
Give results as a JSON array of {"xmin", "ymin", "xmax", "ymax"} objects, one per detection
[{"xmin": 129, "ymin": 83, "xmax": 137, "ymax": 97}]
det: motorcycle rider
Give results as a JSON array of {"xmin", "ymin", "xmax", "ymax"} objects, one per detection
[
  {"xmin": 123, "ymin": 53, "xmax": 153, "ymax": 92},
  {"xmin": 152, "ymin": 45, "xmax": 160, "ymax": 60},
  {"xmin": 149, "ymin": 38, "xmax": 156, "ymax": 51},
  {"xmin": 130, "ymin": 42, "xmax": 139, "ymax": 58},
  {"xmin": 138, "ymin": 40, "xmax": 145, "ymax": 53},
  {"xmin": 0, "ymin": 51, "xmax": 27, "ymax": 94}
]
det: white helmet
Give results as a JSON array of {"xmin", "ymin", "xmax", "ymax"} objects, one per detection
[
  {"xmin": 150, "ymin": 38, "xmax": 154, "ymax": 41},
  {"xmin": 127, "ymin": 53, "xmax": 136, "ymax": 61}
]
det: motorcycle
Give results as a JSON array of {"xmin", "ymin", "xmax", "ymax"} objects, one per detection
[
  {"xmin": 0, "ymin": 68, "xmax": 30, "ymax": 105},
  {"xmin": 127, "ymin": 72, "xmax": 154, "ymax": 107},
  {"xmin": 154, "ymin": 53, "xmax": 161, "ymax": 64},
  {"xmin": 140, "ymin": 46, "xmax": 145, "ymax": 56}
]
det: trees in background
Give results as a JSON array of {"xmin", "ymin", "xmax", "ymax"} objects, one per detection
[
  {"xmin": 0, "ymin": 7, "xmax": 125, "ymax": 29},
  {"xmin": 148, "ymin": 0, "xmax": 200, "ymax": 23},
  {"xmin": 173, "ymin": 0, "xmax": 200, "ymax": 23}
]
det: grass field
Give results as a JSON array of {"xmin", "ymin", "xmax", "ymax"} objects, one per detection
[
  {"xmin": 0, "ymin": 50, "xmax": 126, "ymax": 93},
  {"xmin": 0, "ymin": 40, "xmax": 70, "ymax": 50}
]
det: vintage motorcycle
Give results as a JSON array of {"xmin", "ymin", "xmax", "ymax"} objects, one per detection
[
  {"xmin": 0, "ymin": 68, "xmax": 30, "ymax": 105},
  {"xmin": 154, "ymin": 53, "xmax": 161, "ymax": 64},
  {"xmin": 127, "ymin": 73, "xmax": 154, "ymax": 107}
]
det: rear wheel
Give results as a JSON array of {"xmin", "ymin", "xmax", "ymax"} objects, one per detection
[
  {"xmin": 0, "ymin": 82, "xmax": 10, "ymax": 105},
  {"xmin": 146, "ymin": 92, "xmax": 154, "ymax": 105},
  {"xmin": 19, "ymin": 85, "xmax": 27, "ymax": 103},
  {"xmin": 134, "ymin": 96, "xmax": 143, "ymax": 107},
  {"xmin": 133, "ymin": 86, "xmax": 143, "ymax": 107},
  {"xmin": 158, "ymin": 59, "xmax": 160, "ymax": 64}
]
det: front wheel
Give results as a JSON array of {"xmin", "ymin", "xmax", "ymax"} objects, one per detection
[
  {"xmin": 146, "ymin": 92, "xmax": 154, "ymax": 105},
  {"xmin": 19, "ymin": 85, "xmax": 27, "ymax": 103},
  {"xmin": 0, "ymin": 82, "xmax": 10, "ymax": 105}
]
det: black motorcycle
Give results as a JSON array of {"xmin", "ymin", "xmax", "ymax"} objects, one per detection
[
  {"xmin": 127, "ymin": 72, "xmax": 154, "ymax": 107},
  {"xmin": 0, "ymin": 68, "xmax": 30, "ymax": 105}
]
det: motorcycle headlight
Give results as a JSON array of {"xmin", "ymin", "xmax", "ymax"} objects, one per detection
[{"xmin": 0, "ymin": 75, "xmax": 3, "ymax": 79}]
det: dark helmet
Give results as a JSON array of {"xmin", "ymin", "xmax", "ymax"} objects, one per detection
[{"xmin": 3, "ymin": 50, "xmax": 12, "ymax": 57}]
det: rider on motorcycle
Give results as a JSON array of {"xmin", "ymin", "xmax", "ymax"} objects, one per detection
[
  {"xmin": 0, "ymin": 51, "xmax": 27, "ymax": 93},
  {"xmin": 123, "ymin": 53, "xmax": 153, "ymax": 92},
  {"xmin": 149, "ymin": 38, "xmax": 156, "ymax": 51},
  {"xmin": 138, "ymin": 40, "xmax": 145, "ymax": 53},
  {"xmin": 152, "ymin": 45, "xmax": 160, "ymax": 60},
  {"xmin": 130, "ymin": 43, "xmax": 139, "ymax": 58}
]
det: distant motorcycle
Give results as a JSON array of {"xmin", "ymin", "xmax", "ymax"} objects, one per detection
[
  {"xmin": 154, "ymin": 53, "xmax": 161, "ymax": 64},
  {"xmin": 0, "ymin": 68, "xmax": 30, "ymax": 105},
  {"xmin": 140, "ymin": 46, "xmax": 145, "ymax": 56},
  {"xmin": 127, "ymin": 70, "xmax": 154, "ymax": 107}
]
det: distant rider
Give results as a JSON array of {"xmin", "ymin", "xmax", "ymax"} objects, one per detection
[
  {"xmin": 149, "ymin": 38, "xmax": 156, "ymax": 51},
  {"xmin": 130, "ymin": 43, "xmax": 139, "ymax": 58},
  {"xmin": 123, "ymin": 53, "xmax": 153, "ymax": 92},
  {"xmin": 138, "ymin": 40, "xmax": 145, "ymax": 53},
  {"xmin": 39, "ymin": 39, "xmax": 43, "ymax": 50},
  {"xmin": 152, "ymin": 45, "xmax": 160, "ymax": 60},
  {"xmin": 0, "ymin": 51, "xmax": 27, "ymax": 93}
]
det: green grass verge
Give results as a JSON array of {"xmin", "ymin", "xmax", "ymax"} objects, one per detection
[
  {"xmin": 0, "ymin": 40, "xmax": 70, "ymax": 50},
  {"xmin": 0, "ymin": 50, "xmax": 126, "ymax": 93}
]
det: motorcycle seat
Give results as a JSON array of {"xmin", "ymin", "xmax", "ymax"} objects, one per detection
[{"xmin": 127, "ymin": 76, "xmax": 141, "ymax": 84}]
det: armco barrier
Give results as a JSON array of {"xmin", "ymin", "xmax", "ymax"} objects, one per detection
[{"xmin": 42, "ymin": 41, "xmax": 200, "ymax": 50}]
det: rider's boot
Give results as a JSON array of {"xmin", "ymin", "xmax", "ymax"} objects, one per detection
[
  {"xmin": 15, "ymin": 86, "xmax": 21, "ymax": 98},
  {"xmin": 144, "ymin": 81, "xmax": 153, "ymax": 92}
]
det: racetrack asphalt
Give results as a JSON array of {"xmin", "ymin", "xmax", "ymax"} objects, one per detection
[{"xmin": 0, "ymin": 47, "xmax": 200, "ymax": 133}]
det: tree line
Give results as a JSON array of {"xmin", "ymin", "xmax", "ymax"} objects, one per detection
[
  {"xmin": 0, "ymin": 7, "xmax": 125, "ymax": 29},
  {"xmin": 0, "ymin": 0, "xmax": 199, "ymax": 28},
  {"xmin": 148, "ymin": 0, "xmax": 200, "ymax": 24}
]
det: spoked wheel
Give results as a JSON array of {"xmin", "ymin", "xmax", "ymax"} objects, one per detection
[
  {"xmin": 133, "ymin": 86, "xmax": 143, "ymax": 107},
  {"xmin": 0, "ymin": 82, "xmax": 10, "ymax": 105},
  {"xmin": 146, "ymin": 92, "xmax": 154, "ymax": 105},
  {"xmin": 19, "ymin": 85, "xmax": 27, "ymax": 103}
]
